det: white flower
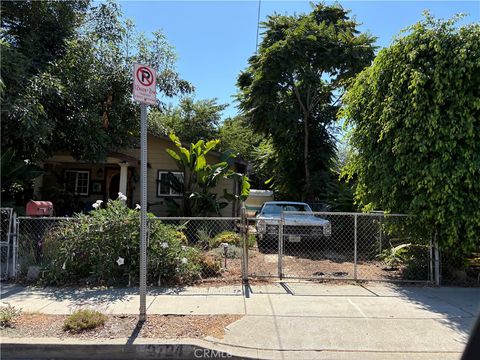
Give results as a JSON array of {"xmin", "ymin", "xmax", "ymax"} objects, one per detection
[
  {"xmin": 161, "ymin": 242, "xmax": 169, "ymax": 249},
  {"xmin": 92, "ymin": 200, "xmax": 103, "ymax": 210},
  {"xmin": 181, "ymin": 246, "xmax": 186, "ymax": 251},
  {"xmin": 135, "ymin": 204, "xmax": 141, "ymax": 210},
  {"xmin": 181, "ymin": 257, "xmax": 188, "ymax": 264},
  {"xmin": 62, "ymin": 261, "xmax": 66, "ymax": 270},
  {"xmin": 116, "ymin": 257, "xmax": 125, "ymax": 266},
  {"xmin": 117, "ymin": 192, "xmax": 127, "ymax": 201}
]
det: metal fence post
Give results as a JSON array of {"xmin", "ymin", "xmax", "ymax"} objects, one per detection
[
  {"xmin": 429, "ymin": 232, "xmax": 433, "ymax": 284},
  {"xmin": 278, "ymin": 213, "xmax": 284, "ymax": 279},
  {"xmin": 378, "ymin": 217, "xmax": 383, "ymax": 254},
  {"xmin": 354, "ymin": 214, "xmax": 358, "ymax": 281},
  {"xmin": 434, "ymin": 232, "xmax": 440, "ymax": 286},
  {"xmin": 241, "ymin": 202, "xmax": 248, "ymax": 282},
  {"xmin": 11, "ymin": 212, "xmax": 18, "ymax": 278}
]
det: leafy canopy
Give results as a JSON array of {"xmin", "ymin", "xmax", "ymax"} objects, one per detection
[
  {"xmin": 149, "ymin": 97, "xmax": 226, "ymax": 144},
  {"xmin": 237, "ymin": 3, "xmax": 375, "ymax": 200},
  {"xmin": 217, "ymin": 116, "xmax": 263, "ymax": 163},
  {"xmin": 342, "ymin": 14, "xmax": 480, "ymax": 255},
  {"xmin": 1, "ymin": 0, "xmax": 192, "ymax": 162}
]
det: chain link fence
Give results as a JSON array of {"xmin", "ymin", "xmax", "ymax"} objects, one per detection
[
  {"xmin": 15, "ymin": 217, "xmax": 71, "ymax": 279},
  {"xmin": 249, "ymin": 212, "xmax": 432, "ymax": 282},
  {"xmin": 11, "ymin": 212, "xmax": 434, "ymax": 284},
  {"xmin": 148, "ymin": 217, "xmax": 247, "ymax": 282},
  {"xmin": 16, "ymin": 217, "xmax": 248, "ymax": 285},
  {"xmin": 1, "ymin": 208, "xmax": 15, "ymax": 279}
]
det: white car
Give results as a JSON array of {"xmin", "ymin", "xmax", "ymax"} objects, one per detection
[{"xmin": 255, "ymin": 201, "xmax": 331, "ymax": 247}]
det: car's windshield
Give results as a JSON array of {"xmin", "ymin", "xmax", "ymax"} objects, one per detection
[{"xmin": 261, "ymin": 203, "xmax": 311, "ymax": 214}]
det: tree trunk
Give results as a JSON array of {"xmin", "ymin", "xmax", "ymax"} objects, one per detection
[{"xmin": 303, "ymin": 114, "xmax": 311, "ymax": 202}]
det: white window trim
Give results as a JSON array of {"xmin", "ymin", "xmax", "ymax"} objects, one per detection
[
  {"xmin": 65, "ymin": 170, "xmax": 90, "ymax": 196},
  {"xmin": 157, "ymin": 171, "xmax": 183, "ymax": 197}
]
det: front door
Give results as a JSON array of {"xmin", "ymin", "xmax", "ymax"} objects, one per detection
[
  {"xmin": 105, "ymin": 168, "xmax": 120, "ymax": 201},
  {"xmin": 108, "ymin": 173, "xmax": 120, "ymax": 200},
  {"xmin": 105, "ymin": 167, "xmax": 133, "ymax": 206}
]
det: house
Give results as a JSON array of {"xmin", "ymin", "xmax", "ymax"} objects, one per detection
[{"xmin": 33, "ymin": 134, "xmax": 246, "ymax": 217}]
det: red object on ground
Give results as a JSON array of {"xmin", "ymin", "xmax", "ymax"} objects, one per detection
[{"xmin": 26, "ymin": 201, "xmax": 54, "ymax": 217}]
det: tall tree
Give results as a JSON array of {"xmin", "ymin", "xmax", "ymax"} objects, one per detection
[
  {"xmin": 342, "ymin": 15, "xmax": 480, "ymax": 258},
  {"xmin": 237, "ymin": 3, "xmax": 375, "ymax": 200},
  {"xmin": 217, "ymin": 115, "xmax": 262, "ymax": 162},
  {"xmin": 149, "ymin": 97, "xmax": 225, "ymax": 144},
  {"xmin": 1, "ymin": 0, "xmax": 192, "ymax": 162}
]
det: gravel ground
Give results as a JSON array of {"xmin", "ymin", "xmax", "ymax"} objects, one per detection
[{"xmin": 1, "ymin": 313, "xmax": 242, "ymax": 340}]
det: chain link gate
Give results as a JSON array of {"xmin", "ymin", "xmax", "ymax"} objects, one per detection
[{"xmin": 247, "ymin": 212, "xmax": 433, "ymax": 283}]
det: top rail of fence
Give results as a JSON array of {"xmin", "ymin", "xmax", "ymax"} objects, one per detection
[
  {"xmin": 17, "ymin": 216, "xmax": 79, "ymax": 221},
  {"xmin": 17, "ymin": 213, "xmax": 408, "ymax": 221},
  {"xmin": 149, "ymin": 217, "xmax": 241, "ymax": 221},
  {"xmin": 283, "ymin": 211, "xmax": 409, "ymax": 217}
]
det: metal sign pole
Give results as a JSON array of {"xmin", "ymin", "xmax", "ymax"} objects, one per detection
[
  {"xmin": 139, "ymin": 103, "xmax": 148, "ymax": 321},
  {"xmin": 133, "ymin": 62, "xmax": 156, "ymax": 322}
]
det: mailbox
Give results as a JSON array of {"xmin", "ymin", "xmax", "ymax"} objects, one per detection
[{"xmin": 26, "ymin": 200, "xmax": 54, "ymax": 217}]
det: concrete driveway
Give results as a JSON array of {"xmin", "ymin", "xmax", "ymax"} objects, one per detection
[{"xmin": 1, "ymin": 282, "xmax": 479, "ymax": 359}]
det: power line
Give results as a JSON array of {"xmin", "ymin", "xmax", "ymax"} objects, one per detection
[{"xmin": 255, "ymin": 0, "xmax": 261, "ymax": 54}]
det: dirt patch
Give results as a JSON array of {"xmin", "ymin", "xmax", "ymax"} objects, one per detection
[
  {"xmin": 1, "ymin": 313, "xmax": 242, "ymax": 340},
  {"xmin": 244, "ymin": 247, "xmax": 410, "ymax": 280}
]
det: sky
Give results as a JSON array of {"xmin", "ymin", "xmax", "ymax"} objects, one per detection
[{"xmin": 121, "ymin": 1, "xmax": 480, "ymax": 119}]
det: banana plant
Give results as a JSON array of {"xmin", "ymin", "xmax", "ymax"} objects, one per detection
[{"xmin": 163, "ymin": 133, "xmax": 250, "ymax": 216}]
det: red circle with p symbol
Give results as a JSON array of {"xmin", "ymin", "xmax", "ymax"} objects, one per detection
[{"xmin": 136, "ymin": 67, "xmax": 154, "ymax": 86}]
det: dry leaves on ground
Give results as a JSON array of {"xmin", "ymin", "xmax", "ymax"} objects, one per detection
[{"xmin": 1, "ymin": 313, "xmax": 242, "ymax": 340}]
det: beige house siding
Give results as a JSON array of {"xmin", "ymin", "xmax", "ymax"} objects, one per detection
[
  {"xmin": 38, "ymin": 135, "xmax": 240, "ymax": 217},
  {"xmin": 122, "ymin": 135, "xmax": 238, "ymax": 217}
]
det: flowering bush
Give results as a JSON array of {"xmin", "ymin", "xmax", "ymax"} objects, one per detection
[
  {"xmin": 40, "ymin": 196, "xmax": 201, "ymax": 286},
  {"xmin": 209, "ymin": 231, "xmax": 242, "ymax": 248}
]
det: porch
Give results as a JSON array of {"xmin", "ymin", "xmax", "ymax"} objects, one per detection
[{"xmin": 34, "ymin": 152, "xmax": 138, "ymax": 215}]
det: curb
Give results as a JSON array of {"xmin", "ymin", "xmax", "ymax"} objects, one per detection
[
  {"xmin": 1, "ymin": 337, "xmax": 465, "ymax": 360},
  {"xmin": 1, "ymin": 338, "xmax": 259, "ymax": 360},
  {"xmin": 2, "ymin": 343, "xmax": 253, "ymax": 360}
]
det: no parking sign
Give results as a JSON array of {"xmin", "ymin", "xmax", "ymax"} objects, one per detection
[{"xmin": 133, "ymin": 63, "xmax": 156, "ymax": 105}]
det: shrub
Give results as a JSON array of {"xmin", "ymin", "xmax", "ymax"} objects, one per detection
[
  {"xmin": 377, "ymin": 243, "xmax": 411, "ymax": 269},
  {"xmin": 196, "ymin": 228, "xmax": 213, "ymax": 249},
  {"xmin": 212, "ymin": 245, "xmax": 243, "ymax": 259},
  {"xmin": 63, "ymin": 309, "xmax": 107, "ymax": 333},
  {"xmin": 377, "ymin": 243, "xmax": 429, "ymax": 280},
  {"xmin": 199, "ymin": 254, "xmax": 222, "ymax": 278},
  {"xmin": 0, "ymin": 304, "xmax": 21, "ymax": 327},
  {"xmin": 247, "ymin": 233, "xmax": 256, "ymax": 248},
  {"xmin": 40, "ymin": 199, "xmax": 202, "ymax": 286},
  {"xmin": 210, "ymin": 231, "xmax": 242, "ymax": 248},
  {"xmin": 402, "ymin": 244, "xmax": 430, "ymax": 280}
]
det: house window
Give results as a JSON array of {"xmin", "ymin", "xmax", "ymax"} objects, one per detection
[
  {"xmin": 65, "ymin": 170, "xmax": 90, "ymax": 195},
  {"xmin": 157, "ymin": 171, "xmax": 183, "ymax": 196}
]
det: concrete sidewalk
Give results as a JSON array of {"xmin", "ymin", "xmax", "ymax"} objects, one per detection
[{"xmin": 1, "ymin": 282, "xmax": 479, "ymax": 359}]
